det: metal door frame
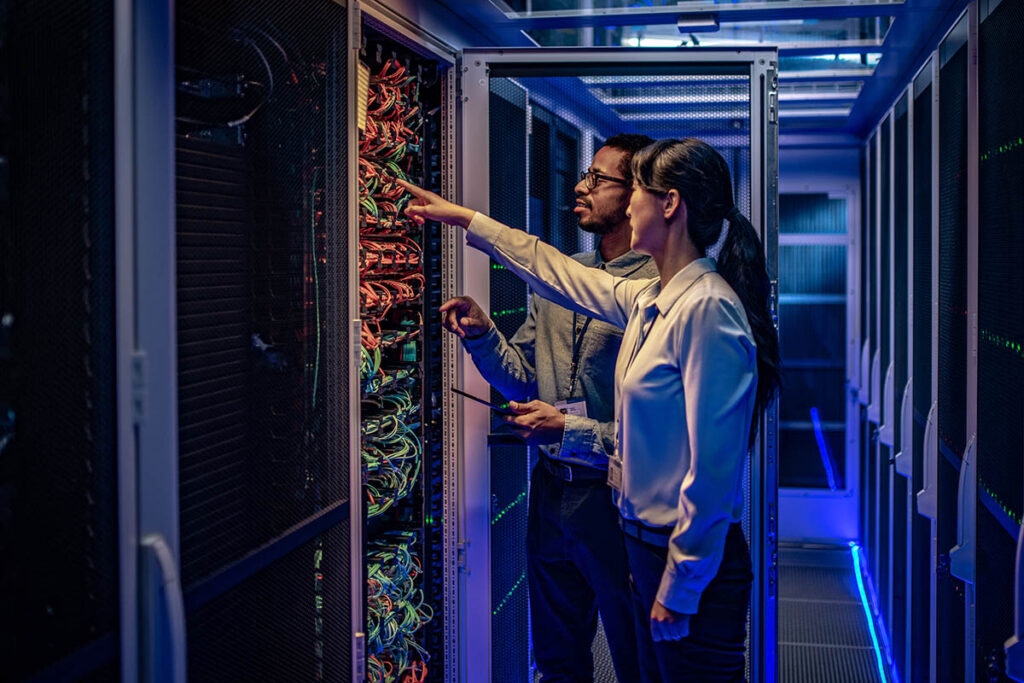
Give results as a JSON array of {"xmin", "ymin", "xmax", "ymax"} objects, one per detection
[{"xmin": 458, "ymin": 47, "xmax": 779, "ymax": 683}]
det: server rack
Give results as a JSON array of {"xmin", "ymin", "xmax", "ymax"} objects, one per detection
[
  {"xmin": 974, "ymin": 0, "xmax": 1024, "ymax": 679},
  {"xmin": 342, "ymin": 3, "xmax": 470, "ymax": 682},
  {"xmin": 171, "ymin": 2, "xmax": 354, "ymax": 681},
  {"xmin": 351, "ymin": 6, "xmax": 457, "ymax": 681},
  {"xmin": 0, "ymin": 1, "xmax": 123, "ymax": 679}
]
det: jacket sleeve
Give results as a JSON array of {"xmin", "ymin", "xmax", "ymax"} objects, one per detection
[{"xmin": 460, "ymin": 297, "xmax": 540, "ymax": 402}]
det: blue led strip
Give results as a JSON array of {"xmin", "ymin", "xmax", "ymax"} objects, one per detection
[
  {"xmin": 809, "ymin": 407, "xmax": 839, "ymax": 491},
  {"xmin": 849, "ymin": 542, "xmax": 898, "ymax": 683}
]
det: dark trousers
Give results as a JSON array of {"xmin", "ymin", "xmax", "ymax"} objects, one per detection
[
  {"xmin": 625, "ymin": 523, "xmax": 752, "ymax": 683},
  {"xmin": 527, "ymin": 463, "xmax": 644, "ymax": 683}
]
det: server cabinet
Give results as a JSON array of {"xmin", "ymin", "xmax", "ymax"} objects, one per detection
[
  {"xmin": 458, "ymin": 48, "xmax": 778, "ymax": 683},
  {"xmin": 975, "ymin": 0, "xmax": 1024, "ymax": 679},
  {"xmin": 171, "ymin": 1, "xmax": 354, "ymax": 681},
  {"xmin": 349, "ymin": 5, "xmax": 458, "ymax": 682},
  {"xmin": 0, "ymin": 1, "xmax": 125, "ymax": 679}
]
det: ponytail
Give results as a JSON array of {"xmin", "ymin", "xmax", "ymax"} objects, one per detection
[
  {"xmin": 717, "ymin": 209, "xmax": 781, "ymax": 447},
  {"xmin": 631, "ymin": 138, "xmax": 781, "ymax": 447}
]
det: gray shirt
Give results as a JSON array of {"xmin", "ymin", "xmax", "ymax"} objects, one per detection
[{"xmin": 462, "ymin": 246, "xmax": 657, "ymax": 470}]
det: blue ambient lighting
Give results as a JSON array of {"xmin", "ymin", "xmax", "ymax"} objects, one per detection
[
  {"xmin": 810, "ymin": 407, "xmax": 838, "ymax": 491},
  {"xmin": 849, "ymin": 542, "xmax": 895, "ymax": 683}
]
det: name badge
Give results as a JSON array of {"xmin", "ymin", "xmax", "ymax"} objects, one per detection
[
  {"xmin": 553, "ymin": 398, "xmax": 588, "ymax": 418},
  {"xmin": 607, "ymin": 457, "xmax": 623, "ymax": 491}
]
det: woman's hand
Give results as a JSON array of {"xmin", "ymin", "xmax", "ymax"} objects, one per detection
[
  {"xmin": 396, "ymin": 178, "xmax": 476, "ymax": 228},
  {"xmin": 650, "ymin": 601, "xmax": 691, "ymax": 642}
]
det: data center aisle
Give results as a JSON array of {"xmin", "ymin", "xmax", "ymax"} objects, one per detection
[{"xmin": 779, "ymin": 544, "xmax": 886, "ymax": 683}]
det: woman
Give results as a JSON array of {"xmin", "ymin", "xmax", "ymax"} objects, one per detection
[{"xmin": 399, "ymin": 138, "xmax": 780, "ymax": 682}]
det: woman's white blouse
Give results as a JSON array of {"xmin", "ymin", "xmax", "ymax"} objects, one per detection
[{"xmin": 467, "ymin": 212, "xmax": 758, "ymax": 614}]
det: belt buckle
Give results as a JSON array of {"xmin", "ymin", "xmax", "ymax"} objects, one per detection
[{"xmin": 559, "ymin": 460, "xmax": 573, "ymax": 482}]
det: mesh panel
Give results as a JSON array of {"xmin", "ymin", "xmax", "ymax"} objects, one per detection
[
  {"xmin": 0, "ymin": 0, "xmax": 120, "ymax": 678},
  {"xmin": 187, "ymin": 524, "xmax": 351, "ymax": 682},
  {"xmin": 910, "ymin": 81, "xmax": 933, "ymax": 683},
  {"xmin": 937, "ymin": 39, "xmax": 968, "ymax": 683},
  {"xmin": 891, "ymin": 106, "xmax": 910, "ymax": 681},
  {"xmin": 488, "ymin": 77, "xmax": 533, "ymax": 681},
  {"xmin": 978, "ymin": 0, "xmax": 1024, "ymax": 677},
  {"xmin": 174, "ymin": 1, "xmax": 350, "ymax": 680},
  {"xmin": 779, "ymin": 245, "xmax": 846, "ymax": 294}
]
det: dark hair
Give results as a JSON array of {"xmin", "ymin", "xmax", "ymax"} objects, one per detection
[
  {"xmin": 631, "ymin": 138, "xmax": 781, "ymax": 447},
  {"xmin": 603, "ymin": 133, "xmax": 656, "ymax": 183}
]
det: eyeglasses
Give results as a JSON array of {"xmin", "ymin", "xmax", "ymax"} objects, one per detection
[{"xmin": 579, "ymin": 170, "xmax": 629, "ymax": 190}]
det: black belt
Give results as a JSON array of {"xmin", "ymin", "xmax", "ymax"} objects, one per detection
[
  {"xmin": 539, "ymin": 455, "xmax": 607, "ymax": 483},
  {"xmin": 619, "ymin": 517, "xmax": 673, "ymax": 548}
]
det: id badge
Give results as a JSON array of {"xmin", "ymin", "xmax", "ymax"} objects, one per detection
[
  {"xmin": 553, "ymin": 398, "xmax": 588, "ymax": 418},
  {"xmin": 607, "ymin": 457, "xmax": 623, "ymax": 491}
]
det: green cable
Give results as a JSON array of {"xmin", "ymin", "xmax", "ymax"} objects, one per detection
[{"xmin": 310, "ymin": 167, "xmax": 322, "ymax": 409}]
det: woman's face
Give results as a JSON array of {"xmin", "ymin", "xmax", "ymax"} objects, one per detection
[{"xmin": 626, "ymin": 184, "xmax": 666, "ymax": 256}]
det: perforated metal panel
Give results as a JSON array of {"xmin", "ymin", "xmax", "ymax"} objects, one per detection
[
  {"xmin": 486, "ymin": 77, "xmax": 534, "ymax": 683},
  {"xmin": 977, "ymin": 0, "xmax": 1024, "ymax": 678},
  {"xmin": 910, "ymin": 77, "xmax": 933, "ymax": 683},
  {"xmin": 778, "ymin": 548, "xmax": 883, "ymax": 683},
  {"xmin": 0, "ymin": 1, "xmax": 120, "ymax": 678},
  {"xmin": 937, "ymin": 34, "xmax": 968, "ymax": 683},
  {"xmin": 174, "ymin": 1, "xmax": 351, "ymax": 679}
]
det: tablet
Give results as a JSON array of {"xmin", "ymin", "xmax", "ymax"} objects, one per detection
[{"xmin": 451, "ymin": 387, "xmax": 516, "ymax": 415}]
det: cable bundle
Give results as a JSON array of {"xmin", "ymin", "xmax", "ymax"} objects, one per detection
[
  {"xmin": 363, "ymin": 387, "xmax": 422, "ymax": 519},
  {"xmin": 366, "ymin": 532, "xmax": 432, "ymax": 683},
  {"xmin": 359, "ymin": 53, "xmax": 433, "ymax": 683},
  {"xmin": 358, "ymin": 59, "xmax": 422, "ymax": 236}
]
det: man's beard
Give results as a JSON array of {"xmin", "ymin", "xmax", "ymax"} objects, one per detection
[{"xmin": 577, "ymin": 205, "xmax": 625, "ymax": 235}]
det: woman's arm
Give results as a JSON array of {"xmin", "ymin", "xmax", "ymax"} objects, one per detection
[{"xmin": 399, "ymin": 179, "xmax": 648, "ymax": 329}]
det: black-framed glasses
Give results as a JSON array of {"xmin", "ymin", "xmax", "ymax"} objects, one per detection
[{"xmin": 579, "ymin": 170, "xmax": 629, "ymax": 189}]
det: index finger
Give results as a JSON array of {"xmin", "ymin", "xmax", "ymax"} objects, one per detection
[{"xmin": 394, "ymin": 177, "xmax": 428, "ymax": 198}]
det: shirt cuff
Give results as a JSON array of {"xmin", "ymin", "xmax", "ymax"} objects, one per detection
[
  {"xmin": 466, "ymin": 212, "xmax": 506, "ymax": 253},
  {"xmin": 558, "ymin": 413, "xmax": 594, "ymax": 460},
  {"xmin": 655, "ymin": 564, "xmax": 702, "ymax": 615},
  {"xmin": 460, "ymin": 323, "xmax": 499, "ymax": 351}
]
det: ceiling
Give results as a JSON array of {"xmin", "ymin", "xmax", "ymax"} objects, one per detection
[{"xmin": 440, "ymin": 0, "xmax": 969, "ymax": 144}]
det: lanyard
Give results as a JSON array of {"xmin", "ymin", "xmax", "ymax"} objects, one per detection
[{"xmin": 568, "ymin": 312, "xmax": 593, "ymax": 397}]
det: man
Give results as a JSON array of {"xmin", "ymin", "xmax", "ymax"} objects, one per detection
[{"xmin": 440, "ymin": 134, "xmax": 658, "ymax": 682}]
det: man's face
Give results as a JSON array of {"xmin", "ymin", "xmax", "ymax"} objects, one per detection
[{"xmin": 573, "ymin": 146, "xmax": 631, "ymax": 235}]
